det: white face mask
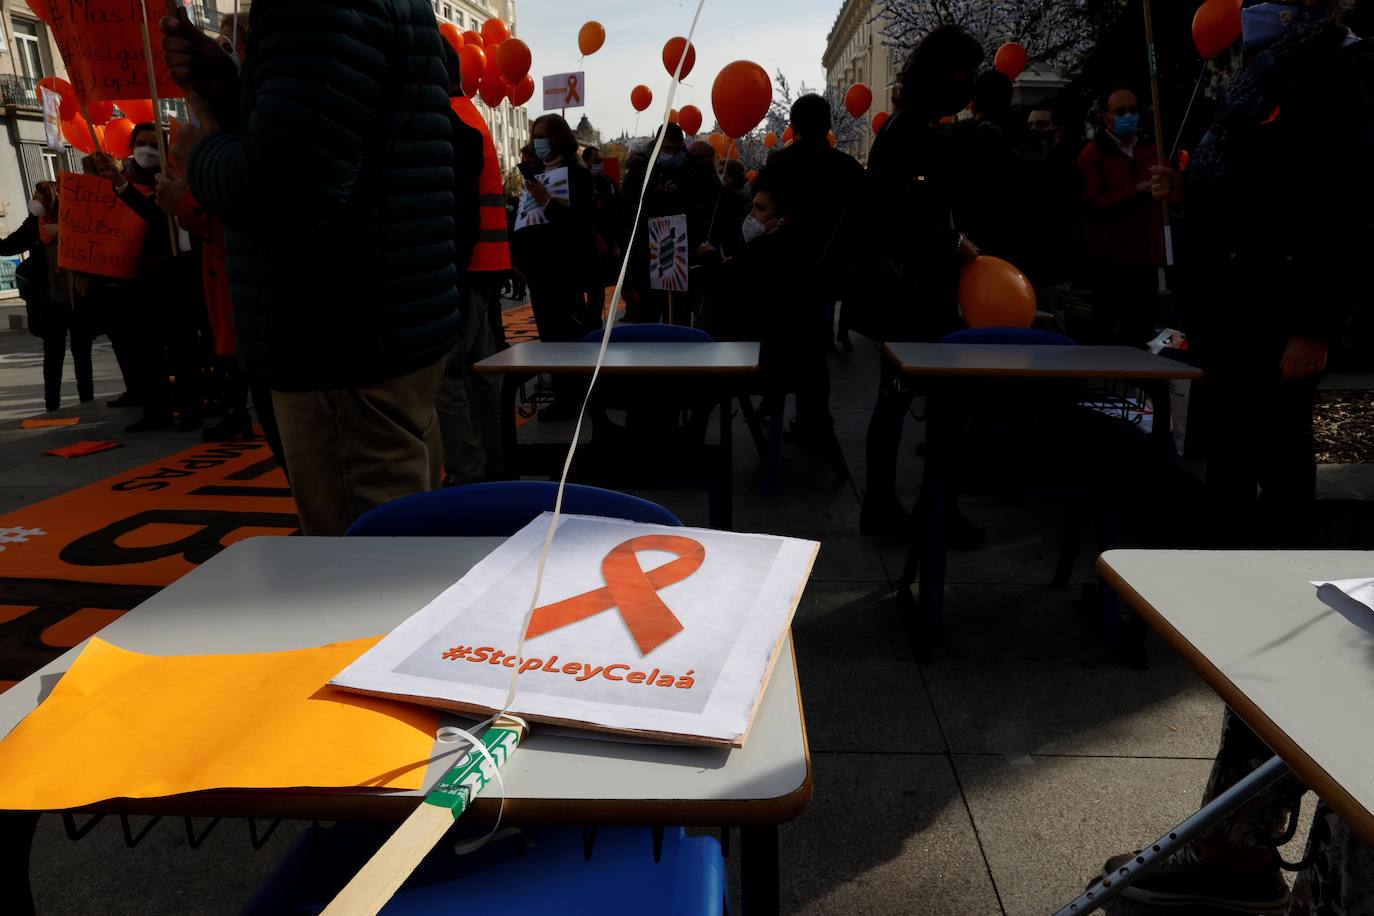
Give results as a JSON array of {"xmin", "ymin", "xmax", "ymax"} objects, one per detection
[
  {"xmin": 741, "ymin": 215, "xmax": 767, "ymax": 244},
  {"xmin": 27, "ymin": 200, "xmax": 44, "ymax": 218},
  {"xmin": 132, "ymin": 147, "xmax": 161, "ymax": 169}
]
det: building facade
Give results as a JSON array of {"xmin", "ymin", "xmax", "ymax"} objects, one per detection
[
  {"xmin": 822, "ymin": 0, "xmax": 897, "ymax": 165},
  {"xmin": 431, "ymin": 0, "xmax": 530, "ymax": 173}
]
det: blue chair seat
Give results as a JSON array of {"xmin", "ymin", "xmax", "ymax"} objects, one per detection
[{"xmin": 347, "ymin": 481, "xmax": 683, "ymax": 537}]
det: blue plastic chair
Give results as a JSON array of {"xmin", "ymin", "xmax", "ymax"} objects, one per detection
[
  {"xmin": 346, "ymin": 481, "xmax": 683, "ymax": 537},
  {"xmin": 244, "ymin": 823, "xmax": 724, "ymax": 916},
  {"xmin": 942, "ymin": 327, "xmax": 1074, "ymax": 346},
  {"xmin": 581, "ymin": 323, "xmax": 713, "ymax": 343}
]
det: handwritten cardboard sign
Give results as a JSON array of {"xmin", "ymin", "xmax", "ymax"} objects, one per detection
[
  {"xmin": 332, "ymin": 514, "xmax": 818, "ymax": 746},
  {"xmin": 648, "ymin": 214, "xmax": 689, "ymax": 291},
  {"xmin": 57, "ymin": 172, "xmax": 147, "ymax": 279},
  {"xmin": 32, "ymin": 0, "xmax": 184, "ymax": 103}
]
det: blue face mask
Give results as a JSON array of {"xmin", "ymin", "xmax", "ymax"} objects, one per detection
[
  {"xmin": 532, "ymin": 138, "xmax": 553, "ymax": 161},
  {"xmin": 1242, "ymin": 2, "xmax": 1297, "ymax": 50},
  {"xmin": 1112, "ymin": 113, "xmax": 1140, "ymax": 138},
  {"xmin": 658, "ymin": 151, "xmax": 685, "ymax": 169}
]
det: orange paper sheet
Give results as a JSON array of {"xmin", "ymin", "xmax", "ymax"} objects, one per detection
[
  {"xmin": 45, "ymin": 440, "xmax": 121, "ymax": 459},
  {"xmin": 0, "ymin": 636, "xmax": 439, "ymax": 810},
  {"xmin": 21, "ymin": 417, "xmax": 79, "ymax": 429}
]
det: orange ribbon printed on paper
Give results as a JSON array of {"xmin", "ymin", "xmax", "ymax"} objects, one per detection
[
  {"xmin": 565, "ymin": 74, "xmax": 582, "ymax": 105},
  {"xmin": 526, "ymin": 535, "xmax": 704, "ymax": 654}
]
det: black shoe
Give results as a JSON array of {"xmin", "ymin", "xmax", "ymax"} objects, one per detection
[
  {"xmin": 201, "ymin": 414, "xmax": 253, "ymax": 442},
  {"xmin": 176, "ymin": 413, "xmax": 204, "ymax": 433},
  {"xmin": 107, "ymin": 393, "xmax": 143, "ymax": 408},
  {"xmin": 45, "ymin": 401, "xmax": 59, "ymax": 412},
  {"xmin": 125, "ymin": 414, "xmax": 173, "ymax": 433},
  {"xmin": 79, "ymin": 394, "xmax": 94, "ymax": 405},
  {"xmin": 1099, "ymin": 846, "xmax": 1289, "ymax": 914}
]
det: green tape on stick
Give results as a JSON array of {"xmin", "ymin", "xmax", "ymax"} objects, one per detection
[{"xmin": 424, "ymin": 719, "xmax": 524, "ymax": 819}]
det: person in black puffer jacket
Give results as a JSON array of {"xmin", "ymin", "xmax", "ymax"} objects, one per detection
[{"xmin": 163, "ymin": 0, "xmax": 460, "ymax": 535}]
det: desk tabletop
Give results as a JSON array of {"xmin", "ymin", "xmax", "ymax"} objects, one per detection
[
  {"xmin": 0, "ymin": 537, "xmax": 810, "ymax": 826},
  {"xmin": 474, "ymin": 341, "xmax": 761, "ymax": 375},
  {"xmin": 1099, "ymin": 549, "xmax": 1374, "ymax": 846},
  {"xmin": 884, "ymin": 342, "xmax": 1202, "ymax": 380}
]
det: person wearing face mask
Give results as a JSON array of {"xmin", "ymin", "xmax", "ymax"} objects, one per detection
[
  {"xmin": 1087, "ymin": 2, "xmax": 1374, "ymax": 911},
  {"xmin": 581, "ymin": 146, "xmax": 621, "ymax": 322},
  {"xmin": 844, "ymin": 25, "xmax": 986, "ymax": 541},
  {"xmin": 1076, "ymin": 85, "xmax": 1164, "ymax": 347},
  {"xmin": 621, "ymin": 123, "xmax": 692, "ymax": 323},
  {"xmin": 0, "ymin": 182, "xmax": 89, "ymax": 411},
  {"xmin": 92, "ymin": 123, "xmax": 205, "ymax": 433}
]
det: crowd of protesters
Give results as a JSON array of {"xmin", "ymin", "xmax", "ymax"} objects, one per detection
[{"xmin": 2, "ymin": 2, "xmax": 1370, "ymax": 908}]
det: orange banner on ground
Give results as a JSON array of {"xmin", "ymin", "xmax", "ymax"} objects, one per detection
[
  {"xmin": 57, "ymin": 172, "xmax": 147, "ymax": 279},
  {"xmin": 31, "ymin": 0, "xmax": 184, "ymax": 104}
]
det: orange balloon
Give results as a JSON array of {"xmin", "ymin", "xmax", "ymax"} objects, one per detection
[
  {"xmin": 711, "ymin": 60, "xmax": 771, "ymax": 139},
  {"xmin": 678, "ymin": 104, "xmax": 703, "ymax": 135},
  {"xmin": 630, "ymin": 84, "xmax": 653, "ymax": 112},
  {"xmin": 117, "ymin": 99, "xmax": 155, "ymax": 123},
  {"xmin": 459, "ymin": 45, "xmax": 486, "ymax": 97},
  {"xmin": 1192, "ymin": 0, "xmax": 1242, "ymax": 59},
  {"xmin": 36, "ymin": 77, "xmax": 77, "ymax": 122},
  {"xmin": 497, "ymin": 38, "xmax": 531, "ymax": 84},
  {"xmin": 663, "ymin": 37, "xmax": 695, "ymax": 79},
  {"xmin": 481, "ymin": 18, "xmax": 510, "ymax": 47},
  {"xmin": 763, "ymin": 131, "xmax": 777, "ymax": 149},
  {"xmin": 509, "ymin": 75, "xmax": 535, "ymax": 106},
  {"xmin": 872, "ymin": 111, "xmax": 890, "ymax": 134},
  {"xmin": 993, "ymin": 42, "xmax": 1028, "ymax": 79},
  {"xmin": 578, "ymin": 21, "xmax": 605, "ymax": 56},
  {"xmin": 462, "ymin": 29, "xmax": 484, "ymax": 49},
  {"xmin": 439, "ymin": 22, "xmax": 463, "ymax": 52},
  {"xmin": 827, "ymin": 130, "xmax": 836, "ymax": 147},
  {"xmin": 782, "ymin": 125, "xmax": 793, "ymax": 144},
  {"xmin": 86, "ymin": 100, "xmax": 115, "ymax": 125},
  {"xmin": 667, "ymin": 108, "xmax": 679, "ymax": 124},
  {"xmin": 746, "ymin": 169, "xmax": 758, "ymax": 182},
  {"xmin": 844, "ymin": 83, "xmax": 872, "ymax": 118},
  {"xmin": 61, "ymin": 115, "xmax": 103, "ymax": 155},
  {"xmin": 479, "ymin": 74, "xmax": 508, "ymax": 108},
  {"xmin": 959, "ymin": 256, "xmax": 1037, "ymax": 329},
  {"xmin": 104, "ymin": 117, "xmax": 135, "ymax": 158}
]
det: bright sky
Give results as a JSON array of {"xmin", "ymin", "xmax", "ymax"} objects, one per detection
[{"xmin": 514, "ymin": 0, "xmax": 837, "ymax": 139}]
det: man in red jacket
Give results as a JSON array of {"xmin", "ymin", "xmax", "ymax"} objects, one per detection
[{"xmin": 1077, "ymin": 87, "xmax": 1164, "ymax": 347}]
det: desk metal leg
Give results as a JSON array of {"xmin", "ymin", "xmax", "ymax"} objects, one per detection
[
  {"xmin": 718, "ymin": 393, "xmax": 734, "ymax": 530},
  {"xmin": 741, "ymin": 824, "xmax": 779, "ymax": 915},
  {"xmin": 0, "ymin": 811, "xmax": 39, "ymax": 915},
  {"xmin": 1053, "ymin": 755, "xmax": 1290, "ymax": 915}
]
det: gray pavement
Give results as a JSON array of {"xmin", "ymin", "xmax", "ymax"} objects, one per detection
[{"xmin": 0, "ymin": 329, "xmax": 1322, "ymax": 914}]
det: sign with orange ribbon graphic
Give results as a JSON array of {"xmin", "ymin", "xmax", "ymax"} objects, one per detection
[
  {"xmin": 542, "ymin": 71, "xmax": 586, "ymax": 111},
  {"xmin": 331, "ymin": 515, "xmax": 818, "ymax": 746}
]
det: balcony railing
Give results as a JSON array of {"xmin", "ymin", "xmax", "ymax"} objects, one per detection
[{"xmin": 0, "ymin": 75, "xmax": 41, "ymax": 110}]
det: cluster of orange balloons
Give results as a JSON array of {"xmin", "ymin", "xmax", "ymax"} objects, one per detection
[
  {"xmin": 993, "ymin": 42, "xmax": 1027, "ymax": 80},
  {"xmin": 36, "ymin": 76, "xmax": 157, "ymax": 157},
  {"xmin": 705, "ymin": 133, "xmax": 739, "ymax": 160},
  {"xmin": 441, "ymin": 18, "xmax": 532, "ymax": 108},
  {"xmin": 1193, "ymin": 0, "xmax": 1242, "ymax": 58}
]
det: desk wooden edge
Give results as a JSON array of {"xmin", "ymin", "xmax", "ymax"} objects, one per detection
[
  {"xmin": 880, "ymin": 343, "xmax": 1203, "ymax": 380},
  {"xmin": 1097, "ymin": 553, "xmax": 1374, "ymax": 849}
]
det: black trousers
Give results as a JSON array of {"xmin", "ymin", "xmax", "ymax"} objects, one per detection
[
  {"xmin": 41, "ymin": 302, "xmax": 93, "ymax": 410},
  {"xmin": 1088, "ymin": 266, "xmax": 1159, "ymax": 347}
]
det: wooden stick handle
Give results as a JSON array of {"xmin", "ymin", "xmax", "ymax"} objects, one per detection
[
  {"xmin": 1141, "ymin": 0, "xmax": 1174, "ymax": 265},
  {"xmin": 136, "ymin": 11, "xmax": 179, "ymax": 257}
]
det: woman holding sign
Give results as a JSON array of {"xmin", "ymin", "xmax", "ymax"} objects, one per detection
[{"xmin": 0, "ymin": 182, "xmax": 89, "ymax": 411}]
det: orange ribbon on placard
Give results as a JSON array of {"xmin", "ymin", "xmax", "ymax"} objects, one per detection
[
  {"xmin": 566, "ymin": 74, "xmax": 582, "ymax": 106},
  {"xmin": 526, "ymin": 535, "xmax": 704, "ymax": 654}
]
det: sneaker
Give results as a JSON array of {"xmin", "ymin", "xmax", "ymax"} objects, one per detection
[{"xmin": 1099, "ymin": 845, "xmax": 1290, "ymax": 914}]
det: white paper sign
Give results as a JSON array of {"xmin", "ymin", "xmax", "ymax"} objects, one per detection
[
  {"xmin": 648, "ymin": 214, "xmax": 688, "ymax": 291},
  {"xmin": 1312, "ymin": 578, "xmax": 1374, "ymax": 636},
  {"xmin": 331, "ymin": 515, "xmax": 818, "ymax": 746},
  {"xmin": 543, "ymin": 71, "xmax": 585, "ymax": 111},
  {"xmin": 39, "ymin": 88, "xmax": 62, "ymax": 152},
  {"xmin": 513, "ymin": 166, "xmax": 570, "ymax": 232}
]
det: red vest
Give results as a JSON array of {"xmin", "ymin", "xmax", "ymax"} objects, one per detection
[{"xmin": 451, "ymin": 97, "xmax": 512, "ymax": 272}]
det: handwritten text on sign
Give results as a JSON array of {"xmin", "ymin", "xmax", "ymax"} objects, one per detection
[
  {"xmin": 57, "ymin": 173, "xmax": 147, "ymax": 280},
  {"xmin": 32, "ymin": 0, "xmax": 183, "ymax": 103}
]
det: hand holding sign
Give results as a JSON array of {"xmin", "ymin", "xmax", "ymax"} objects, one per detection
[{"xmin": 159, "ymin": 7, "xmax": 235, "ymax": 111}]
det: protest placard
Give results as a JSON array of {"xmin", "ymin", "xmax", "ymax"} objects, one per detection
[
  {"xmin": 648, "ymin": 214, "xmax": 689, "ymax": 291},
  {"xmin": 332, "ymin": 515, "xmax": 817, "ymax": 746},
  {"xmin": 542, "ymin": 72, "xmax": 585, "ymax": 111},
  {"xmin": 57, "ymin": 172, "xmax": 147, "ymax": 279},
  {"xmin": 31, "ymin": 0, "xmax": 184, "ymax": 103},
  {"xmin": 513, "ymin": 166, "xmax": 570, "ymax": 232}
]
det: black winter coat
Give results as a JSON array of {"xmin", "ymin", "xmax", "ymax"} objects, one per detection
[{"xmin": 187, "ymin": 0, "xmax": 459, "ymax": 391}]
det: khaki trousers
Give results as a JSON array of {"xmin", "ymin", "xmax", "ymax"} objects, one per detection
[{"xmin": 272, "ymin": 358, "xmax": 446, "ymax": 535}]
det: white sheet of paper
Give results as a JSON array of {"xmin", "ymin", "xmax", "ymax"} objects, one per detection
[
  {"xmin": 1312, "ymin": 578, "xmax": 1374, "ymax": 637},
  {"xmin": 331, "ymin": 514, "xmax": 818, "ymax": 746},
  {"xmin": 513, "ymin": 167, "xmax": 571, "ymax": 232}
]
